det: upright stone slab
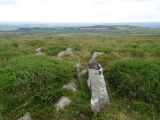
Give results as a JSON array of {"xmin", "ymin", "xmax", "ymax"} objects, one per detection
[{"xmin": 87, "ymin": 60, "xmax": 109, "ymax": 114}]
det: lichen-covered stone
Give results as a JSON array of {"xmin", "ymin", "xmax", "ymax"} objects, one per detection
[{"xmin": 87, "ymin": 60, "xmax": 109, "ymax": 114}]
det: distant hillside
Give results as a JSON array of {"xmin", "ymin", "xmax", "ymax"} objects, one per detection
[{"xmin": 0, "ymin": 22, "xmax": 160, "ymax": 29}]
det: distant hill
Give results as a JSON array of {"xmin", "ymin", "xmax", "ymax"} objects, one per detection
[{"xmin": 0, "ymin": 22, "xmax": 160, "ymax": 29}]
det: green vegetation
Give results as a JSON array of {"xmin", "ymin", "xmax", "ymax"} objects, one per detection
[
  {"xmin": 45, "ymin": 44, "xmax": 68, "ymax": 56},
  {"xmin": 0, "ymin": 55, "xmax": 74, "ymax": 119},
  {"xmin": 106, "ymin": 58, "xmax": 160, "ymax": 109},
  {"xmin": 0, "ymin": 27, "xmax": 160, "ymax": 119}
]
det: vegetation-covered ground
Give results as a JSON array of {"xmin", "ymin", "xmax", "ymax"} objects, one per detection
[{"xmin": 0, "ymin": 27, "xmax": 160, "ymax": 119}]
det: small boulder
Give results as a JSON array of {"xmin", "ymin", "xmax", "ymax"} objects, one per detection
[
  {"xmin": 55, "ymin": 96, "xmax": 71, "ymax": 111},
  {"xmin": 87, "ymin": 60, "xmax": 110, "ymax": 115},
  {"xmin": 57, "ymin": 48, "xmax": 73, "ymax": 58},
  {"xmin": 79, "ymin": 69, "xmax": 87, "ymax": 75},
  {"xmin": 62, "ymin": 79, "xmax": 77, "ymax": 91},
  {"xmin": 92, "ymin": 52, "xmax": 104, "ymax": 60},
  {"xmin": 36, "ymin": 53, "xmax": 45, "ymax": 55},
  {"xmin": 76, "ymin": 63, "xmax": 81, "ymax": 71},
  {"xmin": 17, "ymin": 112, "xmax": 32, "ymax": 120},
  {"xmin": 35, "ymin": 48, "xmax": 44, "ymax": 54}
]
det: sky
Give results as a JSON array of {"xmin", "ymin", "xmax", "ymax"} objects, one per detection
[{"xmin": 0, "ymin": 0, "xmax": 159, "ymax": 23}]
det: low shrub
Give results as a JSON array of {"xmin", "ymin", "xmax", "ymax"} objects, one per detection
[
  {"xmin": 0, "ymin": 47, "xmax": 24, "ymax": 67},
  {"xmin": 91, "ymin": 47, "xmax": 112, "ymax": 54},
  {"xmin": 46, "ymin": 44, "xmax": 68, "ymax": 56},
  {"xmin": 97, "ymin": 52, "xmax": 121, "ymax": 70},
  {"xmin": 72, "ymin": 44, "xmax": 81, "ymax": 51},
  {"xmin": 106, "ymin": 58, "xmax": 160, "ymax": 110},
  {"xmin": 26, "ymin": 40, "xmax": 44, "ymax": 47},
  {"xmin": 155, "ymin": 46, "xmax": 160, "ymax": 57},
  {"xmin": 119, "ymin": 48, "xmax": 145, "ymax": 58},
  {"xmin": 0, "ymin": 55, "xmax": 74, "ymax": 115},
  {"xmin": 133, "ymin": 101, "xmax": 151, "ymax": 113}
]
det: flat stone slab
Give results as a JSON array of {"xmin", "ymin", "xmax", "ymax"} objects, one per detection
[
  {"xmin": 55, "ymin": 96, "xmax": 71, "ymax": 111},
  {"xmin": 87, "ymin": 60, "xmax": 109, "ymax": 114},
  {"xmin": 62, "ymin": 79, "xmax": 77, "ymax": 91}
]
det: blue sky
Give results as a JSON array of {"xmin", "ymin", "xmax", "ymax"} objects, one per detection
[{"xmin": 0, "ymin": 0, "xmax": 159, "ymax": 23}]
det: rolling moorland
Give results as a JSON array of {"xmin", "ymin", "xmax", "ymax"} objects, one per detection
[{"xmin": 0, "ymin": 25, "xmax": 160, "ymax": 120}]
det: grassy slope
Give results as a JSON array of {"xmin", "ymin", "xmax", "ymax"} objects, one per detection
[{"xmin": 0, "ymin": 27, "xmax": 160, "ymax": 119}]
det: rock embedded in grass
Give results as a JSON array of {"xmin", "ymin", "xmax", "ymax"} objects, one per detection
[
  {"xmin": 87, "ymin": 60, "xmax": 110, "ymax": 115},
  {"xmin": 35, "ymin": 48, "xmax": 44, "ymax": 54},
  {"xmin": 92, "ymin": 52, "xmax": 104, "ymax": 60},
  {"xmin": 57, "ymin": 48, "xmax": 73, "ymax": 58},
  {"xmin": 79, "ymin": 69, "xmax": 87, "ymax": 75},
  {"xmin": 55, "ymin": 96, "xmax": 71, "ymax": 111},
  {"xmin": 17, "ymin": 112, "xmax": 32, "ymax": 120},
  {"xmin": 62, "ymin": 78, "xmax": 77, "ymax": 91}
]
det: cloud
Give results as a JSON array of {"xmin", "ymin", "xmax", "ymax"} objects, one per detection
[
  {"xmin": 94, "ymin": 0, "xmax": 110, "ymax": 5},
  {"xmin": 0, "ymin": 0, "xmax": 159, "ymax": 22},
  {"xmin": 0, "ymin": 0, "xmax": 18, "ymax": 5}
]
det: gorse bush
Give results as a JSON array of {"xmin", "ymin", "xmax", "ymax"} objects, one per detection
[
  {"xmin": 0, "ymin": 55, "xmax": 74, "ymax": 115},
  {"xmin": 106, "ymin": 58, "xmax": 160, "ymax": 110}
]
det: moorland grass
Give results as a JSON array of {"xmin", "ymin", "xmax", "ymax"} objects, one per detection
[
  {"xmin": 0, "ymin": 55, "xmax": 74, "ymax": 119},
  {"xmin": 0, "ymin": 34, "xmax": 160, "ymax": 119},
  {"xmin": 106, "ymin": 58, "xmax": 160, "ymax": 110}
]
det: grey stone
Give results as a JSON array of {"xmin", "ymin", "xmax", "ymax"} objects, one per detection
[
  {"xmin": 57, "ymin": 48, "xmax": 73, "ymax": 58},
  {"xmin": 36, "ymin": 53, "xmax": 45, "ymax": 55},
  {"xmin": 17, "ymin": 112, "xmax": 32, "ymax": 120},
  {"xmin": 36, "ymin": 48, "xmax": 44, "ymax": 54},
  {"xmin": 92, "ymin": 52, "xmax": 104, "ymax": 60},
  {"xmin": 87, "ymin": 60, "xmax": 110, "ymax": 114},
  {"xmin": 62, "ymin": 79, "xmax": 77, "ymax": 91},
  {"xmin": 55, "ymin": 96, "xmax": 71, "ymax": 111},
  {"xmin": 80, "ymin": 69, "xmax": 87, "ymax": 75},
  {"xmin": 35, "ymin": 48, "xmax": 42, "ymax": 53},
  {"xmin": 76, "ymin": 63, "xmax": 81, "ymax": 69}
]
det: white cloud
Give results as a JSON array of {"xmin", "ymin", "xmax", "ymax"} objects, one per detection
[
  {"xmin": 0, "ymin": 0, "xmax": 159, "ymax": 22},
  {"xmin": 0, "ymin": 0, "xmax": 18, "ymax": 5}
]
